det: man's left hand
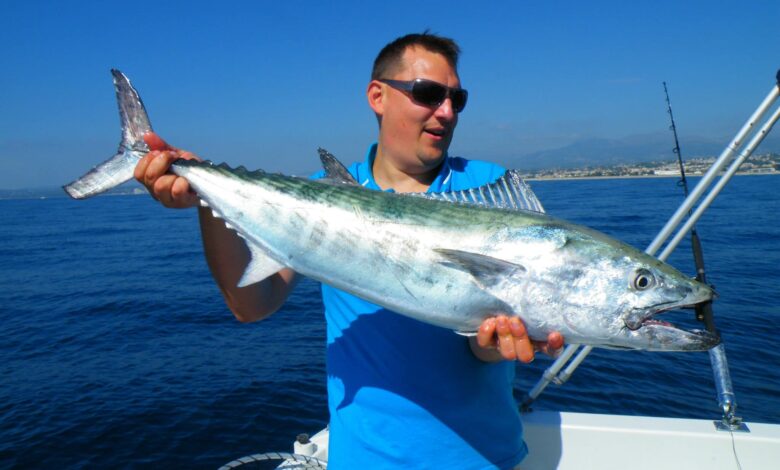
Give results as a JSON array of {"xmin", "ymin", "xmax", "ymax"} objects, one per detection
[{"xmin": 470, "ymin": 315, "xmax": 564, "ymax": 363}]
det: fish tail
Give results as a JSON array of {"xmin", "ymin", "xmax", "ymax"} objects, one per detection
[{"xmin": 63, "ymin": 69, "xmax": 152, "ymax": 199}]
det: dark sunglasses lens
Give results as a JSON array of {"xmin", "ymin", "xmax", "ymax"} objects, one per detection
[
  {"xmin": 450, "ymin": 90, "xmax": 467, "ymax": 112},
  {"xmin": 411, "ymin": 81, "xmax": 467, "ymax": 112},
  {"xmin": 412, "ymin": 81, "xmax": 447, "ymax": 107}
]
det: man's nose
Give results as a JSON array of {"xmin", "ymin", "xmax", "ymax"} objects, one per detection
[{"xmin": 434, "ymin": 97, "xmax": 456, "ymax": 121}]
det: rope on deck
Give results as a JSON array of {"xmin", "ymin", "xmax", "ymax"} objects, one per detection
[{"xmin": 218, "ymin": 452, "xmax": 327, "ymax": 469}]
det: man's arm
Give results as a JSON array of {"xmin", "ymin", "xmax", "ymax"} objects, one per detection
[
  {"xmin": 198, "ymin": 205, "xmax": 298, "ymax": 322},
  {"xmin": 135, "ymin": 132, "xmax": 295, "ymax": 322}
]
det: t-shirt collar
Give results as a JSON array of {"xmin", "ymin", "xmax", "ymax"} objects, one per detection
[{"xmin": 361, "ymin": 143, "xmax": 453, "ymax": 194}]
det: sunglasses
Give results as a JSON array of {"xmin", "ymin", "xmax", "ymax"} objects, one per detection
[{"xmin": 378, "ymin": 78, "xmax": 468, "ymax": 113}]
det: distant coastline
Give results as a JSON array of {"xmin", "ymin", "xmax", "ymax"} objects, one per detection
[
  {"xmin": 0, "ymin": 185, "xmax": 147, "ymax": 201},
  {"xmin": 528, "ymin": 171, "xmax": 779, "ymax": 182},
  {"xmin": 2, "ymin": 154, "xmax": 778, "ymax": 200},
  {"xmin": 520, "ymin": 153, "xmax": 779, "ymax": 181}
]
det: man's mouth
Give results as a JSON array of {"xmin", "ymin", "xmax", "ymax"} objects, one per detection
[{"xmin": 425, "ymin": 128, "xmax": 447, "ymax": 138}]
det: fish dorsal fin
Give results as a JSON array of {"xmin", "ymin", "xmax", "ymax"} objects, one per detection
[
  {"xmin": 412, "ymin": 170, "xmax": 545, "ymax": 213},
  {"xmin": 434, "ymin": 248, "xmax": 526, "ymax": 290},
  {"xmin": 237, "ymin": 243, "xmax": 286, "ymax": 288},
  {"xmin": 318, "ymin": 148, "xmax": 359, "ymax": 185}
]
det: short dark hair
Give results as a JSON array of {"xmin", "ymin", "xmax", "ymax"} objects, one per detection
[{"xmin": 371, "ymin": 32, "xmax": 461, "ymax": 80}]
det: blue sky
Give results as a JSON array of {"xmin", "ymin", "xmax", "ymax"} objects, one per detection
[{"xmin": 1, "ymin": 0, "xmax": 778, "ymax": 189}]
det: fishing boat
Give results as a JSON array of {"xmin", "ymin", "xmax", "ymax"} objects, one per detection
[{"xmin": 218, "ymin": 71, "xmax": 780, "ymax": 469}]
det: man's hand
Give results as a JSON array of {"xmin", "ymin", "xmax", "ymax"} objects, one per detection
[
  {"xmin": 134, "ymin": 132, "xmax": 200, "ymax": 208},
  {"xmin": 470, "ymin": 315, "xmax": 564, "ymax": 363}
]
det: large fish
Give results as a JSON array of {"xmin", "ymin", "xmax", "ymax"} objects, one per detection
[{"xmin": 65, "ymin": 70, "xmax": 719, "ymax": 351}]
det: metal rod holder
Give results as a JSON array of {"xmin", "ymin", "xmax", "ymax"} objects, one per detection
[{"xmin": 710, "ymin": 344, "xmax": 750, "ymax": 432}]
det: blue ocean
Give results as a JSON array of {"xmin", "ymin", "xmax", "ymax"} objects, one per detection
[{"xmin": 2, "ymin": 175, "xmax": 779, "ymax": 468}]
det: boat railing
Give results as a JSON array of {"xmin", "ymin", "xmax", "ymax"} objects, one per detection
[{"xmin": 522, "ymin": 69, "xmax": 780, "ymax": 433}]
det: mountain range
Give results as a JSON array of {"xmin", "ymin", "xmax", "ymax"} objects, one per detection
[{"xmin": 508, "ymin": 132, "xmax": 780, "ymax": 170}]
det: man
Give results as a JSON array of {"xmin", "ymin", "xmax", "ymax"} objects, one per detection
[{"xmin": 136, "ymin": 33, "xmax": 562, "ymax": 468}]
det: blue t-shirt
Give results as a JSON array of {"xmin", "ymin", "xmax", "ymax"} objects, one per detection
[{"xmin": 321, "ymin": 144, "xmax": 527, "ymax": 469}]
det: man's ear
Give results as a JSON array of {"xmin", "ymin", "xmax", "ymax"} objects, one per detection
[{"xmin": 367, "ymin": 80, "xmax": 385, "ymax": 116}]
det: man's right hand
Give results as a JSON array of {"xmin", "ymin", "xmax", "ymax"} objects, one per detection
[{"xmin": 134, "ymin": 132, "xmax": 200, "ymax": 208}]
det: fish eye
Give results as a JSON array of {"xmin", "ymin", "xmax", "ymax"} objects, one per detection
[{"xmin": 631, "ymin": 269, "xmax": 656, "ymax": 290}]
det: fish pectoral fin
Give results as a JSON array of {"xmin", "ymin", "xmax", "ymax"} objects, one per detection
[
  {"xmin": 318, "ymin": 148, "xmax": 359, "ymax": 185},
  {"xmin": 237, "ymin": 244, "xmax": 287, "ymax": 288},
  {"xmin": 434, "ymin": 248, "xmax": 526, "ymax": 289}
]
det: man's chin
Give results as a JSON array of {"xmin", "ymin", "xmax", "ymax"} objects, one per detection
[
  {"xmin": 417, "ymin": 152, "xmax": 446, "ymax": 169},
  {"xmin": 418, "ymin": 145, "xmax": 449, "ymax": 165}
]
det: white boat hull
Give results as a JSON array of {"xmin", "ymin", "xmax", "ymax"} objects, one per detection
[
  {"xmin": 522, "ymin": 411, "xmax": 779, "ymax": 469},
  {"xmin": 281, "ymin": 411, "xmax": 780, "ymax": 469}
]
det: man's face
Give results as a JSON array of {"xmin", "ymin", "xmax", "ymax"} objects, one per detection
[{"xmin": 374, "ymin": 46, "xmax": 461, "ymax": 173}]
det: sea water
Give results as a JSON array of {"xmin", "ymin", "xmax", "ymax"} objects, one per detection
[{"xmin": 1, "ymin": 175, "xmax": 778, "ymax": 468}]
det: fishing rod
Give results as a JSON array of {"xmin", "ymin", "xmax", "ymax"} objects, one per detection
[
  {"xmin": 662, "ymin": 81, "xmax": 713, "ymax": 330},
  {"xmin": 522, "ymin": 70, "xmax": 780, "ymax": 417},
  {"xmin": 663, "ymin": 82, "xmax": 741, "ymax": 430}
]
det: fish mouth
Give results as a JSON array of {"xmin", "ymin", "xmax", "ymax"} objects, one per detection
[
  {"xmin": 622, "ymin": 305, "xmax": 721, "ymax": 351},
  {"xmin": 624, "ymin": 300, "xmax": 696, "ymax": 331},
  {"xmin": 636, "ymin": 322, "xmax": 721, "ymax": 351},
  {"xmin": 621, "ymin": 289, "xmax": 720, "ymax": 351},
  {"xmin": 623, "ymin": 282, "xmax": 716, "ymax": 332}
]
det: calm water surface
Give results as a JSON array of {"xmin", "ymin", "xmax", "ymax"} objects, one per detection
[{"xmin": 1, "ymin": 175, "xmax": 778, "ymax": 468}]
